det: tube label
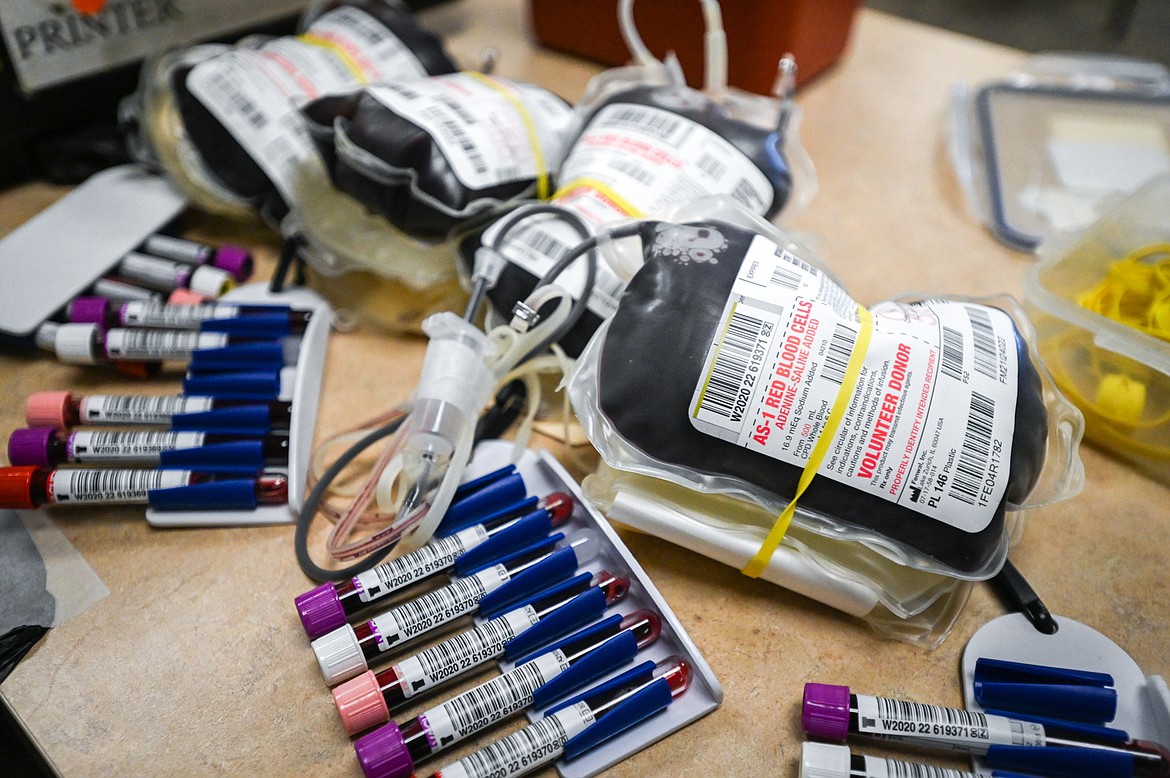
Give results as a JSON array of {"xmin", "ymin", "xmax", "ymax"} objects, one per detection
[
  {"xmin": 119, "ymin": 252, "xmax": 183, "ymax": 290},
  {"xmin": 104, "ymin": 330, "xmax": 230, "ymax": 361},
  {"xmin": 394, "ymin": 606, "xmax": 541, "ymax": 698},
  {"xmin": 485, "ymin": 100, "xmax": 774, "ymax": 319},
  {"xmin": 67, "ymin": 431, "xmax": 206, "ymax": 462},
  {"xmin": 855, "ymin": 754, "xmax": 990, "ymax": 778},
  {"xmin": 47, "ymin": 469, "xmax": 193, "ymax": 504},
  {"xmin": 438, "ymin": 701, "xmax": 595, "ymax": 778},
  {"xmin": 120, "ymin": 301, "xmax": 241, "ymax": 329},
  {"xmin": 853, "ymin": 694, "xmax": 1045, "ymax": 754},
  {"xmin": 79, "ymin": 395, "xmax": 216, "ymax": 424},
  {"xmin": 369, "ymin": 564, "xmax": 512, "ymax": 653},
  {"xmin": 142, "ymin": 235, "xmax": 211, "ymax": 265},
  {"xmin": 354, "ymin": 525, "xmax": 490, "ymax": 603},
  {"xmin": 422, "ymin": 649, "xmax": 572, "ymax": 748},
  {"xmin": 688, "ymin": 234, "xmax": 1020, "ymax": 531}
]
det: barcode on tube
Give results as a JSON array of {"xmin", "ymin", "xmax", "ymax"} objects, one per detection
[
  {"xmin": 965, "ymin": 306, "xmax": 998, "ymax": 379},
  {"xmin": 821, "ymin": 323, "xmax": 858, "ymax": 385},
  {"xmin": 358, "ymin": 529, "xmax": 482, "ymax": 602},
  {"xmin": 698, "ymin": 310, "xmax": 766, "ymax": 418},
  {"xmin": 948, "ymin": 391, "xmax": 996, "ymax": 505},
  {"xmin": 450, "ymin": 702, "xmax": 594, "ymax": 778},
  {"xmin": 411, "ymin": 609, "xmax": 535, "ymax": 691},
  {"xmin": 84, "ymin": 395, "xmax": 213, "ymax": 423},
  {"xmin": 940, "ymin": 326, "xmax": 965, "ymax": 381},
  {"xmin": 884, "ymin": 760, "xmax": 980, "ymax": 778},
  {"xmin": 373, "ymin": 571, "xmax": 496, "ymax": 650},
  {"xmin": 50, "ymin": 469, "xmax": 191, "ymax": 503},
  {"xmin": 875, "ymin": 698, "xmax": 988, "ymax": 728},
  {"xmin": 436, "ymin": 651, "xmax": 569, "ymax": 742}
]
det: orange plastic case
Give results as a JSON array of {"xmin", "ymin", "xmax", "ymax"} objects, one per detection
[{"xmin": 528, "ymin": 0, "xmax": 860, "ymax": 94}]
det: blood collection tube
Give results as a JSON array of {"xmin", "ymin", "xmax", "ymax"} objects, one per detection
[
  {"xmin": 295, "ymin": 492, "xmax": 576, "ymax": 638},
  {"xmin": 332, "ymin": 571, "xmax": 630, "ymax": 735},
  {"xmin": 797, "ymin": 742, "xmax": 1036, "ymax": 778},
  {"xmin": 49, "ymin": 322, "xmax": 300, "ymax": 370},
  {"xmin": 25, "ymin": 391, "xmax": 292, "ymax": 434},
  {"xmin": 67, "ymin": 297, "xmax": 312, "ymax": 335},
  {"xmin": 423, "ymin": 655, "xmax": 692, "ymax": 778},
  {"xmin": 311, "ymin": 530, "xmax": 602, "ymax": 685},
  {"xmin": 0, "ymin": 466, "xmax": 287, "ymax": 510},
  {"xmin": 116, "ymin": 251, "xmax": 235, "ymax": 296},
  {"xmin": 803, "ymin": 683, "xmax": 1170, "ymax": 777},
  {"xmin": 92, "ymin": 278, "xmax": 164, "ymax": 304},
  {"xmin": 141, "ymin": 234, "xmax": 253, "ymax": 281},
  {"xmin": 7, "ymin": 428, "xmax": 289, "ymax": 469},
  {"xmin": 354, "ymin": 609, "xmax": 663, "ymax": 778}
]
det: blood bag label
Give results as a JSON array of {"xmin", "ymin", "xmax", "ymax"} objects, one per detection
[
  {"xmin": 369, "ymin": 563, "xmax": 511, "ymax": 652},
  {"xmin": 439, "ymin": 701, "xmax": 595, "ymax": 778},
  {"xmin": 854, "ymin": 694, "xmax": 1044, "ymax": 753},
  {"xmin": 354, "ymin": 525, "xmax": 490, "ymax": 603},
  {"xmin": 121, "ymin": 301, "xmax": 243, "ymax": 328},
  {"xmin": 488, "ymin": 100, "xmax": 774, "ymax": 319},
  {"xmin": 48, "ymin": 469, "xmax": 193, "ymax": 504},
  {"xmin": 79, "ymin": 395, "xmax": 215, "ymax": 424},
  {"xmin": 394, "ymin": 605, "xmax": 540, "ymax": 697},
  {"xmin": 421, "ymin": 649, "xmax": 572, "ymax": 748},
  {"xmin": 186, "ymin": 6, "xmax": 428, "ymax": 201},
  {"xmin": 367, "ymin": 74, "xmax": 575, "ymax": 190},
  {"xmin": 688, "ymin": 235, "xmax": 1019, "ymax": 531},
  {"xmin": 104, "ymin": 329, "xmax": 229, "ymax": 361},
  {"xmin": 67, "ymin": 431, "xmax": 205, "ymax": 462}
]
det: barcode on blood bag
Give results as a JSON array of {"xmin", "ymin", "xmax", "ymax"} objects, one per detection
[
  {"xmin": 437, "ymin": 117, "xmax": 488, "ymax": 175},
  {"xmin": 511, "ymin": 225, "xmax": 570, "ymax": 261},
  {"xmin": 821, "ymin": 323, "xmax": 858, "ymax": 385},
  {"xmin": 697, "ymin": 309, "xmax": 766, "ymax": 419},
  {"xmin": 948, "ymin": 391, "xmax": 996, "ymax": 505},
  {"xmin": 874, "ymin": 698, "xmax": 988, "ymax": 728},
  {"xmin": 965, "ymin": 306, "xmax": 998, "ymax": 380},
  {"xmin": 770, "ymin": 265, "xmax": 802, "ymax": 292},
  {"xmin": 940, "ymin": 326, "xmax": 965, "ymax": 381},
  {"xmin": 731, "ymin": 178, "xmax": 766, "ymax": 213},
  {"xmin": 207, "ymin": 72, "xmax": 267, "ymax": 129},
  {"xmin": 697, "ymin": 152, "xmax": 728, "ymax": 181},
  {"xmin": 436, "ymin": 652, "xmax": 569, "ymax": 742},
  {"xmin": 606, "ymin": 155, "xmax": 654, "ymax": 186},
  {"xmin": 608, "ymin": 106, "xmax": 680, "ymax": 139}
]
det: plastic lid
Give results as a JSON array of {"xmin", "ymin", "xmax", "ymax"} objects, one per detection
[
  {"xmin": 802, "ymin": 683, "xmax": 851, "ymax": 741},
  {"xmin": 25, "ymin": 391, "xmax": 73, "ymax": 428},
  {"xmin": 188, "ymin": 265, "xmax": 234, "ymax": 297},
  {"xmin": 311, "ymin": 625, "xmax": 367, "ymax": 686},
  {"xmin": 0, "ymin": 466, "xmax": 39, "ymax": 510},
  {"xmin": 800, "ymin": 742, "xmax": 852, "ymax": 778},
  {"xmin": 333, "ymin": 671, "xmax": 391, "ymax": 736},
  {"xmin": 54, "ymin": 323, "xmax": 101, "ymax": 365},
  {"xmin": 353, "ymin": 722, "xmax": 413, "ymax": 778},
  {"xmin": 8, "ymin": 428, "xmax": 54, "ymax": 468},
  {"xmin": 213, "ymin": 246, "xmax": 254, "ymax": 281},
  {"xmin": 168, "ymin": 288, "xmax": 211, "ymax": 306},
  {"xmin": 295, "ymin": 582, "xmax": 348, "ymax": 639},
  {"xmin": 973, "ymin": 657, "xmax": 1118, "ymax": 723},
  {"xmin": 68, "ymin": 296, "xmax": 110, "ymax": 324}
]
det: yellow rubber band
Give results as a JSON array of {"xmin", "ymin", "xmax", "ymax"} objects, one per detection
[
  {"xmin": 742, "ymin": 304, "xmax": 874, "ymax": 578},
  {"xmin": 299, "ymin": 33, "xmax": 369, "ymax": 83},
  {"xmin": 552, "ymin": 177, "xmax": 646, "ymax": 218},
  {"xmin": 464, "ymin": 72, "xmax": 550, "ymax": 199}
]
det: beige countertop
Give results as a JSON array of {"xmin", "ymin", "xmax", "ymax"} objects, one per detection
[{"xmin": 2, "ymin": 2, "xmax": 1168, "ymax": 776}]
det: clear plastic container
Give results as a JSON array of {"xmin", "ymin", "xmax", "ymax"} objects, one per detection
[{"xmin": 1024, "ymin": 174, "xmax": 1170, "ymax": 482}]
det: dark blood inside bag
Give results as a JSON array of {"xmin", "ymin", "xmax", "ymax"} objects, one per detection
[
  {"xmin": 595, "ymin": 220, "xmax": 1048, "ymax": 575},
  {"xmin": 171, "ymin": 0, "xmax": 457, "ymax": 217},
  {"xmin": 458, "ymin": 83, "xmax": 795, "ymax": 355},
  {"xmin": 302, "ymin": 75, "xmax": 574, "ymax": 241}
]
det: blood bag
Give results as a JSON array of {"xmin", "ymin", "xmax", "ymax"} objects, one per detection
[
  {"xmin": 123, "ymin": 0, "xmax": 456, "ymax": 222},
  {"xmin": 568, "ymin": 203, "xmax": 1085, "ymax": 582}
]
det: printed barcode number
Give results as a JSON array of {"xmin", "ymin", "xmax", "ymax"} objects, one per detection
[
  {"xmin": 452, "ymin": 707, "xmax": 584, "ymax": 778},
  {"xmin": 438, "ymin": 117, "xmax": 488, "ymax": 175},
  {"xmin": 412, "ymin": 615, "xmax": 523, "ymax": 690},
  {"xmin": 609, "ymin": 106, "xmax": 680, "ymax": 139},
  {"xmin": 965, "ymin": 306, "xmax": 998, "ymax": 380},
  {"xmin": 87, "ymin": 396, "xmax": 202, "ymax": 418},
  {"xmin": 607, "ymin": 155, "xmax": 654, "ymax": 185},
  {"xmin": 885, "ymin": 760, "xmax": 979, "ymax": 778},
  {"xmin": 74, "ymin": 431, "xmax": 185, "ymax": 452},
  {"xmin": 731, "ymin": 178, "xmax": 766, "ymax": 213},
  {"xmin": 821, "ymin": 323, "xmax": 858, "ymax": 385},
  {"xmin": 875, "ymin": 698, "xmax": 987, "ymax": 728},
  {"xmin": 438, "ymin": 655, "xmax": 563, "ymax": 743},
  {"xmin": 770, "ymin": 265, "xmax": 802, "ymax": 292},
  {"xmin": 697, "ymin": 152, "xmax": 728, "ymax": 181},
  {"xmin": 53, "ymin": 469, "xmax": 189, "ymax": 502},
  {"xmin": 369, "ymin": 533, "xmax": 468, "ymax": 594},
  {"xmin": 512, "ymin": 225, "xmax": 571, "ymax": 260},
  {"xmin": 115, "ymin": 330, "xmax": 213, "ymax": 353},
  {"xmin": 329, "ymin": 6, "xmax": 391, "ymax": 44},
  {"xmin": 378, "ymin": 575, "xmax": 490, "ymax": 646},
  {"xmin": 699, "ymin": 310, "xmax": 766, "ymax": 419},
  {"xmin": 940, "ymin": 326, "xmax": 965, "ymax": 381},
  {"xmin": 948, "ymin": 391, "xmax": 996, "ymax": 506},
  {"xmin": 209, "ymin": 72, "xmax": 267, "ymax": 129}
]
